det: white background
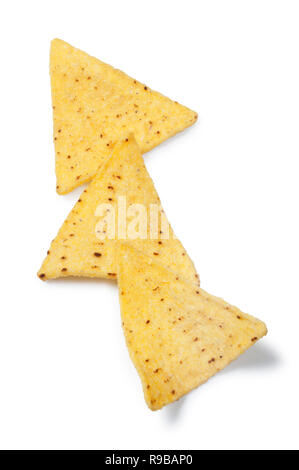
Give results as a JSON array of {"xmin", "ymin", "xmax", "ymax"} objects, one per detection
[{"xmin": 0, "ymin": 0, "xmax": 298, "ymax": 450}]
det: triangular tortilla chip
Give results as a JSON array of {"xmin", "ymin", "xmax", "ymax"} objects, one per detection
[
  {"xmin": 38, "ymin": 135, "xmax": 199, "ymax": 284},
  {"xmin": 51, "ymin": 39, "xmax": 198, "ymax": 194},
  {"xmin": 117, "ymin": 243, "xmax": 267, "ymax": 410}
]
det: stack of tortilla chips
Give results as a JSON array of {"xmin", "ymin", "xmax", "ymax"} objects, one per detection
[{"xmin": 38, "ymin": 39, "xmax": 267, "ymax": 410}]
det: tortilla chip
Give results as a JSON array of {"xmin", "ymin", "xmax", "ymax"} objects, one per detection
[
  {"xmin": 117, "ymin": 243, "xmax": 267, "ymax": 410},
  {"xmin": 38, "ymin": 135, "xmax": 199, "ymax": 285},
  {"xmin": 51, "ymin": 39, "xmax": 198, "ymax": 194}
]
